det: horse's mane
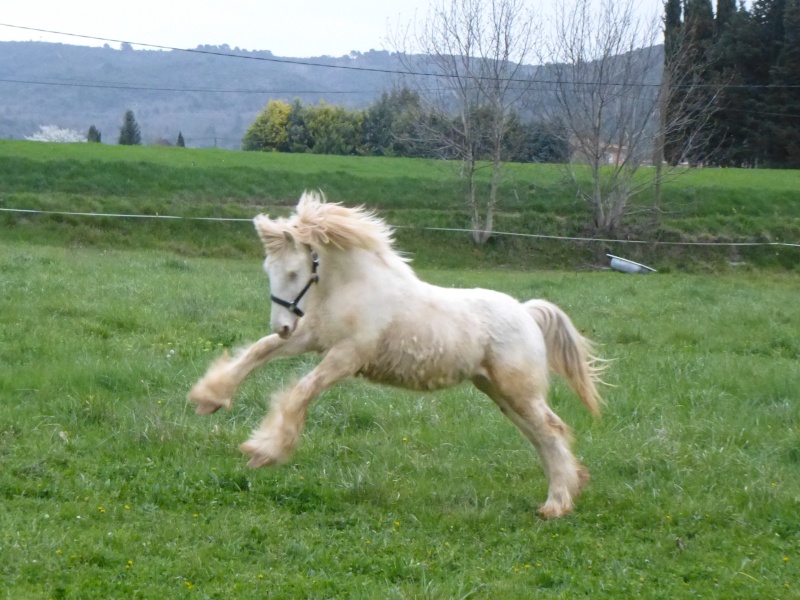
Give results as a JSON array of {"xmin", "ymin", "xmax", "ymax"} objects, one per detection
[{"xmin": 254, "ymin": 191, "xmax": 406, "ymax": 260}]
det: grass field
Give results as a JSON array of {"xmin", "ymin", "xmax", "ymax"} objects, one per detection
[
  {"xmin": 1, "ymin": 237, "xmax": 798, "ymax": 599},
  {"xmin": 2, "ymin": 140, "xmax": 799, "ymax": 271}
]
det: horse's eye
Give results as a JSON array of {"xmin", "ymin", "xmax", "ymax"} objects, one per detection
[{"xmin": 287, "ymin": 271, "xmax": 298, "ymax": 282}]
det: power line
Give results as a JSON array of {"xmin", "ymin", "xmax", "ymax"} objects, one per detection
[
  {"xmin": 0, "ymin": 77, "xmax": 376, "ymax": 95},
  {"xmin": 0, "ymin": 23, "xmax": 439, "ymax": 78},
  {"xmin": 3, "ymin": 22, "xmax": 800, "ymax": 91},
  {"xmin": 3, "ymin": 75, "xmax": 800, "ymax": 120}
]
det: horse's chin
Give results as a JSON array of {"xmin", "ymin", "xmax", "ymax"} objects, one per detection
[{"xmin": 274, "ymin": 321, "xmax": 297, "ymax": 339}]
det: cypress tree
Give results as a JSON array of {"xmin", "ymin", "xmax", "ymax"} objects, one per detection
[
  {"xmin": 177, "ymin": 131, "xmax": 185, "ymax": 147},
  {"xmin": 663, "ymin": 0, "xmax": 683, "ymax": 164},
  {"xmin": 716, "ymin": 0, "xmax": 737, "ymax": 33},
  {"xmin": 686, "ymin": 0, "xmax": 717, "ymax": 163},
  {"xmin": 87, "ymin": 125, "xmax": 102, "ymax": 143},
  {"xmin": 767, "ymin": 0, "xmax": 800, "ymax": 167},
  {"xmin": 118, "ymin": 110, "xmax": 142, "ymax": 145},
  {"xmin": 709, "ymin": 5, "xmax": 757, "ymax": 166}
]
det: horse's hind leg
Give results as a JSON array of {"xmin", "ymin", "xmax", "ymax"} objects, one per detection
[{"xmin": 473, "ymin": 370, "xmax": 587, "ymax": 519}]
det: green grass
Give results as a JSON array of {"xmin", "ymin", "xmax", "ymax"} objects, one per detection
[
  {"xmin": 1, "ymin": 238, "xmax": 798, "ymax": 598},
  {"xmin": 2, "ymin": 140, "xmax": 799, "ymax": 271}
]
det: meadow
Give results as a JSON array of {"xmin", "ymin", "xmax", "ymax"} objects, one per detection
[
  {"xmin": 1, "ymin": 141, "xmax": 799, "ymax": 597},
  {"xmin": 2, "ymin": 139, "xmax": 799, "ymax": 270},
  {"xmin": 1, "ymin": 237, "xmax": 798, "ymax": 599}
]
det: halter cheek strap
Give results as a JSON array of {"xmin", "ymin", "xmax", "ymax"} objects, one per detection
[{"xmin": 270, "ymin": 253, "xmax": 319, "ymax": 318}]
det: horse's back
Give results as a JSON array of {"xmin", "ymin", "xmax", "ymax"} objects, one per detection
[{"xmin": 356, "ymin": 283, "xmax": 545, "ymax": 391}]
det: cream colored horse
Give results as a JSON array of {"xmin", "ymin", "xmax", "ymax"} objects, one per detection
[{"xmin": 189, "ymin": 192, "xmax": 605, "ymax": 518}]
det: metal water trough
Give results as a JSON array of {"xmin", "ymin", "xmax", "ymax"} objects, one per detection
[{"xmin": 606, "ymin": 254, "xmax": 657, "ymax": 274}]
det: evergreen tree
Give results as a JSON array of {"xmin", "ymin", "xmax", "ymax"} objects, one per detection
[
  {"xmin": 664, "ymin": 0, "xmax": 683, "ymax": 62},
  {"xmin": 118, "ymin": 110, "xmax": 141, "ymax": 145},
  {"xmin": 715, "ymin": 0, "xmax": 737, "ymax": 33},
  {"xmin": 767, "ymin": 0, "xmax": 800, "ymax": 167},
  {"xmin": 705, "ymin": 0, "xmax": 738, "ymax": 164},
  {"xmin": 87, "ymin": 125, "xmax": 101, "ymax": 143},
  {"xmin": 665, "ymin": 0, "xmax": 798, "ymax": 167},
  {"xmin": 663, "ymin": 0, "xmax": 684, "ymax": 164},
  {"xmin": 709, "ymin": 5, "xmax": 759, "ymax": 166},
  {"xmin": 685, "ymin": 0, "xmax": 716, "ymax": 163},
  {"xmin": 361, "ymin": 87, "xmax": 423, "ymax": 157},
  {"xmin": 286, "ymin": 100, "xmax": 313, "ymax": 153},
  {"xmin": 177, "ymin": 131, "xmax": 185, "ymax": 147},
  {"xmin": 753, "ymin": 0, "xmax": 787, "ymax": 65},
  {"xmin": 685, "ymin": 0, "xmax": 716, "ymax": 53},
  {"xmin": 746, "ymin": 0, "xmax": 787, "ymax": 165},
  {"xmin": 305, "ymin": 102, "xmax": 363, "ymax": 156}
]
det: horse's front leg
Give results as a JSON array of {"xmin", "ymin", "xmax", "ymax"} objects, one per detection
[
  {"xmin": 188, "ymin": 330, "xmax": 313, "ymax": 415},
  {"xmin": 241, "ymin": 343, "xmax": 364, "ymax": 467}
]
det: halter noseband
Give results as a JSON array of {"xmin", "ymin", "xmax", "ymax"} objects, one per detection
[{"xmin": 270, "ymin": 252, "xmax": 319, "ymax": 317}]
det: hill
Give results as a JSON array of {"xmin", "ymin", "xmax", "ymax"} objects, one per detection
[
  {"xmin": 0, "ymin": 40, "xmax": 668, "ymax": 152},
  {"xmin": 0, "ymin": 41, "xmax": 402, "ymax": 149}
]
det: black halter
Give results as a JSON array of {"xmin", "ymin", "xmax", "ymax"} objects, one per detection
[{"xmin": 270, "ymin": 253, "xmax": 319, "ymax": 317}]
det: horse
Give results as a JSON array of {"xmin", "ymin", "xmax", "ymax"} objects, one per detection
[{"xmin": 189, "ymin": 191, "xmax": 605, "ymax": 518}]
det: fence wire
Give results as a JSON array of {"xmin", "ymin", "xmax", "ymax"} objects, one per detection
[{"xmin": 1, "ymin": 207, "xmax": 798, "ymax": 247}]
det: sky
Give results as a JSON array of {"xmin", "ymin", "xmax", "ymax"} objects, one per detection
[
  {"xmin": 0, "ymin": 0, "xmax": 432, "ymax": 57},
  {"xmin": 0, "ymin": 0, "xmax": 663, "ymax": 59}
]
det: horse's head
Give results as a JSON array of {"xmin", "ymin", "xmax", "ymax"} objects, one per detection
[{"xmin": 254, "ymin": 215, "xmax": 319, "ymax": 339}]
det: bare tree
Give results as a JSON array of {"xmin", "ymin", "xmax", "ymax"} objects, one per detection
[
  {"xmin": 392, "ymin": 0, "xmax": 538, "ymax": 244},
  {"xmin": 537, "ymin": 0, "xmax": 718, "ymax": 235}
]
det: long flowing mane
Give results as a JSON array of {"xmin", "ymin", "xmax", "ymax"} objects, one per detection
[{"xmin": 254, "ymin": 191, "xmax": 404, "ymax": 259}]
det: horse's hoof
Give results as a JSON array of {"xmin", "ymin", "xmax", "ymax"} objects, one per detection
[
  {"xmin": 577, "ymin": 465, "xmax": 591, "ymax": 491},
  {"xmin": 240, "ymin": 441, "xmax": 283, "ymax": 468},
  {"xmin": 194, "ymin": 401, "xmax": 223, "ymax": 415},
  {"xmin": 188, "ymin": 385, "xmax": 231, "ymax": 414},
  {"xmin": 538, "ymin": 501, "xmax": 573, "ymax": 520}
]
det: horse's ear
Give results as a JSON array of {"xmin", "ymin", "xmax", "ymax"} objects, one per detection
[
  {"xmin": 254, "ymin": 214, "xmax": 279, "ymax": 254},
  {"xmin": 283, "ymin": 230, "xmax": 295, "ymax": 244}
]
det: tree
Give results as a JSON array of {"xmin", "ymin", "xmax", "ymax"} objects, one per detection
[
  {"xmin": 540, "ymin": 0, "xmax": 718, "ymax": 235},
  {"xmin": 681, "ymin": 0, "xmax": 717, "ymax": 163},
  {"xmin": 662, "ymin": 0, "xmax": 684, "ymax": 166},
  {"xmin": 504, "ymin": 116, "xmax": 570, "ymax": 163},
  {"xmin": 305, "ymin": 102, "xmax": 363, "ymax": 155},
  {"xmin": 286, "ymin": 100, "xmax": 313, "ymax": 153},
  {"xmin": 767, "ymin": 0, "xmax": 800, "ymax": 167},
  {"xmin": 177, "ymin": 132, "xmax": 185, "ymax": 147},
  {"xmin": 87, "ymin": 125, "xmax": 102, "ymax": 143},
  {"xmin": 716, "ymin": 0, "xmax": 737, "ymax": 33},
  {"xmin": 118, "ymin": 110, "xmax": 141, "ymax": 145},
  {"xmin": 361, "ymin": 87, "xmax": 424, "ymax": 157},
  {"xmin": 709, "ymin": 3, "xmax": 762, "ymax": 166},
  {"xmin": 392, "ymin": 0, "xmax": 538, "ymax": 244},
  {"xmin": 242, "ymin": 100, "xmax": 292, "ymax": 151}
]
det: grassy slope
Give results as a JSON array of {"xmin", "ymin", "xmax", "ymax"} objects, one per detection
[
  {"xmin": 1, "ymin": 140, "xmax": 799, "ymax": 270},
  {"xmin": 1, "ymin": 239, "xmax": 798, "ymax": 598}
]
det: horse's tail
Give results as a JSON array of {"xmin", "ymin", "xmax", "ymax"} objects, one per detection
[{"xmin": 523, "ymin": 299, "xmax": 606, "ymax": 417}]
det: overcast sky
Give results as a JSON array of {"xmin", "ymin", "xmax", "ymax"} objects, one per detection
[{"xmin": 0, "ymin": 0, "xmax": 662, "ymax": 58}]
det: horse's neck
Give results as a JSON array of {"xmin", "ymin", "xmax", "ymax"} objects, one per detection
[{"xmin": 322, "ymin": 247, "xmax": 417, "ymax": 288}]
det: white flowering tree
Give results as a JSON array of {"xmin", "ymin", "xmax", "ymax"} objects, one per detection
[{"xmin": 26, "ymin": 125, "xmax": 87, "ymax": 143}]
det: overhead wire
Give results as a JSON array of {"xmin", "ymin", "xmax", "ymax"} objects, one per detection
[
  {"xmin": 2, "ymin": 22, "xmax": 800, "ymax": 91},
  {"xmin": 0, "ymin": 77, "xmax": 376, "ymax": 95}
]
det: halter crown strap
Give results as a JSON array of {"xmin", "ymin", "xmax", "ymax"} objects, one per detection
[{"xmin": 270, "ymin": 253, "xmax": 319, "ymax": 317}]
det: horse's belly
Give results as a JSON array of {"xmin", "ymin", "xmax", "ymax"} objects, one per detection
[{"xmin": 357, "ymin": 335, "xmax": 478, "ymax": 391}]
